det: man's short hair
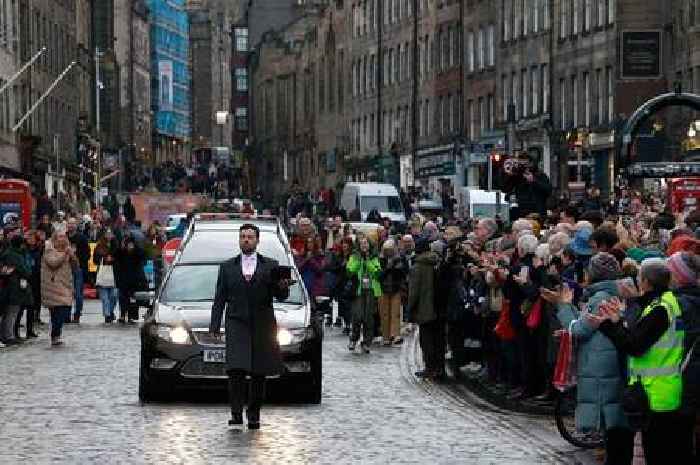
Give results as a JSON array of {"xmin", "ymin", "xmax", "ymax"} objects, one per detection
[
  {"xmin": 590, "ymin": 228, "xmax": 619, "ymax": 250},
  {"xmin": 239, "ymin": 223, "xmax": 260, "ymax": 238}
]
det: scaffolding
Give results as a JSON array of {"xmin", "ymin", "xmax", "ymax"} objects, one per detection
[{"xmin": 148, "ymin": 0, "xmax": 191, "ymax": 138}]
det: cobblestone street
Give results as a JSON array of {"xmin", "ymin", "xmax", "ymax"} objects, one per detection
[{"xmin": 0, "ymin": 301, "xmax": 585, "ymax": 465}]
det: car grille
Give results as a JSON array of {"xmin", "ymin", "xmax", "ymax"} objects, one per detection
[{"xmin": 180, "ymin": 357, "xmax": 228, "ymax": 379}]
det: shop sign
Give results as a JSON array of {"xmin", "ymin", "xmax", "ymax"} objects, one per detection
[{"xmin": 416, "ymin": 145, "xmax": 455, "ymax": 177}]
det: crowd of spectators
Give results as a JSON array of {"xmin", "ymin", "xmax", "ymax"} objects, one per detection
[{"xmin": 284, "ymin": 178, "xmax": 700, "ymax": 463}]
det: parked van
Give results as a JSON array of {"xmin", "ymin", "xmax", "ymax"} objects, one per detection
[{"xmin": 340, "ymin": 183, "xmax": 406, "ymax": 223}]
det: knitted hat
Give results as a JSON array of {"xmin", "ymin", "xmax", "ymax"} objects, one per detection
[
  {"xmin": 588, "ymin": 252, "xmax": 621, "ymax": 282},
  {"xmin": 571, "ymin": 228, "xmax": 593, "ymax": 256},
  {"xmin": 626, "ymin": 247, "xmax": 665, "ymax": 264},
  {"xmin": 667, "ymin": 252, "xmax": 698, "ymax": 287}
]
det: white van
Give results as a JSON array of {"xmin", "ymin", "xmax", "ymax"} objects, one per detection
[{"xmin": 340, "ymin": 183, "xmax": 406, "ymax": 223}]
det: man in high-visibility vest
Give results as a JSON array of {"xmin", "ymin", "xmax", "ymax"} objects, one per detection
[{"xmin": 589, "ymin": 258, "xmax": 695, "ymax": 465}]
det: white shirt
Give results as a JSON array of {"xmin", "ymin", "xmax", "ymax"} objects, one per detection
[{"xmin": 241, "ymin": 252, "xmax": 257, "ymax": 279}]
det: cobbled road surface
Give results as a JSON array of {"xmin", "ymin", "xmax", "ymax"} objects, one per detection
[{"xmin": 0, "ymin": 301, "xmax": 585, "ymax": 465}]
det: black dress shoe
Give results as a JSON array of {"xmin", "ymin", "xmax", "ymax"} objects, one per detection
[
  {"xmin": 228, "ymin": 413, "xmax": 243, "ymax": 427},
  {"xmin": 26, "ymin": 332, "xmax": 39, "ymax": 338},
  {"xmin": 248, "ymin": 422, "xmax": 260, "ymax": 430}
]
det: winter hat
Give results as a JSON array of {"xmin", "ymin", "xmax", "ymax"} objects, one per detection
[
  {"xmin": 571, "ymin": 228, "xmax": 593, "ymax": 256},
  {"xmin": 626, "ymin": 247, "xmax": 665, "ymax": 264},
  {"xmin": 588, "ymin": 252, "xmax": 622, "ymax": 282},
  {"xmin": 667, "ymin": 252, "xmax": 699, "ymax": 287}
]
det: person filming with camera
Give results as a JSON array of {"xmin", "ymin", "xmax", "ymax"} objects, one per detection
[{"xmin": 503, "ymin": 152, "xmax": 552, "ymax": 219}]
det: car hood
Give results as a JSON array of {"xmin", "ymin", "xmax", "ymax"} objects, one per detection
[{"xmin": 155, "ymin": 301, "xmax": 308, "ymax": 329}]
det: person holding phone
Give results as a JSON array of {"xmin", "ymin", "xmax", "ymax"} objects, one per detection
[
  {"xmin": 209, "ymin": 224, "xmax": 291, "ymax": 430},
  {"xmin": 346, "ymin": 235, "xmax": 382, "ymax": 354}
]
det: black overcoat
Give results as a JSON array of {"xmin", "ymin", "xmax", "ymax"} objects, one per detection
[{"xmin": 209, "ymin": 253, "xmax": 289, "ymax": 375}]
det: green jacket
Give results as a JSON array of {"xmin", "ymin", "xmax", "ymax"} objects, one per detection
[
  {"xmin": 1, "ymin": 246, "xmax": 34, "ymax": 307},
  {"xmin": 346, "ymin": 253, "xmax": 382, "ymax": 298},
  {"xmin": 407, "ymin": 252, "xmax": 439, "ymax": 324}
]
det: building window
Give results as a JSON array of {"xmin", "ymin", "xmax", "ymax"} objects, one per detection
[
  {"xmin": 559, "ymin": 78, "xmax": 566, "ymax": 129},
  {"xmin": 607, "ymin": 66, "xmax": 613, "ymax": 122},
  {"xmin": 467, "ymin": 31, "xmax": 475, "ymax": 72},
  {"xmin": 514, "ymin": 0, "xmax": 521, "ymax": 37},
  {"xmin": 524, "ymin": 0, "xmax": 530, "ymax": 35},
  {"xmin": 234, "ymin": 27, "xmax": 249, "ymax": 51},
  {"xmin": 478, "ymin": 27, "xmax": 485, "ymax": 70},
  {"xmin": 522, "ymin": 70, "xmax": 528, "ymax": 117},
  {"xmin": 452, "ymin": 26, "xmax": 460, "ymax": 67},
  {"xmin": 532, "ymin": 67, "xmax": 539, "ymax": 114},
  {"xmin": 560, "ymin": 0, "xmax": 568, "ymax": 38},
  {"xmin": 596, "ymin": 68, "xmax": 603, "ymax": 124},
  {"xmin": 479, "ymin": 97, "xmax": 485, "ymax": 136},
  {"xmin": 584, "ymin": 0, "xmax": 591, "ymax": 31},
  {"xmin": 235, "ymin": 107, "xmax": 248, "ymax": 131},
  {"xmin": 573, "ymin": 0, "xmax": 580, "ymax": 35},
  {"xmin": 572, "ymin": 74, "xmax": 578, "ymax": 127},
  {"xmin": 502, "ymin": 74, "xmax": 509, "ymax": 121},
  {"xmin": 512, "ymin": 72, "xmax": 518, "ymax": 119},
  {"xmin": 544, "ymin": 0, "xmax": 551, "ymax": 29},
  {"xmin": 542, "ymin": 64, "xmax": 549, "ymax": 113},
  {"xmin": 235, "ymin": 68, "xmax": 248, "ymax": 92},
  {"xmin": 584, "ymin": 71, "xmax": 590, "ymax": 126},
  {"xmin": 534, "ymin": 0, "xmax": 540, "ymax": 33},
  {"xmin": 467, "ymin": 99, "xmax": 474, "ymax": 139},
  {"xmin": 488, "ymin": 24, "xmax": 495, "ymax": 66},
  {"xmin": 608, "ymin": 0, "xmax": 615, "ymax": 24},
  {"xmin": 504, "ymin": 0, "xmax": 511, "ymax": 41}
]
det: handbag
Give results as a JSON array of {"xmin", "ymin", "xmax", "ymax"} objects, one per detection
[
  {"xmin": 494, "ymin": 299, "xmax": 516, "ymax": 341},
  {"xmin": 525, "ymin": 297, "xmax": 543, "ymax": 329},
  {"xmin": 95, "ymin": 261, "xmax": 115, "ymax": 288},
  {"xmin": 552, "ymin": 321, "xmax": 578, "ymax": 391}
]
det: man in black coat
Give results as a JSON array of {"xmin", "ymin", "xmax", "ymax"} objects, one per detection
[
  {"xmin": 503, "ymin": 153, "xmax": 552, "ymax": 218},
  {"xmin": 209, "ymin": 223, "xmax": 291, "ymax": 430}
]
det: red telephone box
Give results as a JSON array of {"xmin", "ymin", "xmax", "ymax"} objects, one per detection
[
  {"xmin": 668, "ymin": 178, "xmax": 700, "ymax": 214},
  {"xmin": 0, "ymin": 179, "xmax": 33, "ymax": 229}
]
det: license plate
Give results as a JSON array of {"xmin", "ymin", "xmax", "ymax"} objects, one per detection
[{"xmin": 203, "ymin": 350, "xmax": 226, "ymax": 363}]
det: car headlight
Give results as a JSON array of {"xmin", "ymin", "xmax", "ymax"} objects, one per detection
[
  {"xmin": 277, "ymin": 327, "xmax": 311, "ymax": 346},
  {"xmin": 152, "ymin": 324, "xmax": 191, "ymax": 345}
]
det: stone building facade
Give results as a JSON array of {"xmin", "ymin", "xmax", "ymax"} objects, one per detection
[
  {"xmin": 0, "ymin": 0, "xmax": 20, "ymax": 177},
  {"xmin": 249, "ymin": 0, "xmax": 699, "ymax": 200},
  {"xmin": 189, "ymin": 0, "xmax": 244, "ymax": 152},
  {"xmin": 16, "ymin": 0, "xmax": 81, "ymax": 197},
  {"xmin": 114, "ymin": 0, "xmax": 152, "ymax": 165}
]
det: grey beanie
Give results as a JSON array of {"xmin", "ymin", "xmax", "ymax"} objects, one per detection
[{"xmin": 588, "ymin": 252, "xmax": 622, "ymax": 282}]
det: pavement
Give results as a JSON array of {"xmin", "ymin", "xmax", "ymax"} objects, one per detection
[{"xmin": 0, "ymin": 300, "xmax": 595, "ymax": 465}]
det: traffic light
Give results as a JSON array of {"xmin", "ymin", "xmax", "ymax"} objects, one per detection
[{"xmin": 492, "ymin": 153, "xmax": 502, "ymax": 163}]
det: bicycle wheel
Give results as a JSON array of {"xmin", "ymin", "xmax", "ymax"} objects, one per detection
[{"xmin": 554, "ymin": 387, "xmax": 605, "ymax": 449}]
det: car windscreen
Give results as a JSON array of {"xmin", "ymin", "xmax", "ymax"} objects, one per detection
[
  {"xmin": 360, "ymin": 195, "xmax": 403, "ymax": 213},
  {"xmin": 161, "ymin": 264, "xmax": 304, "ymax": 305},
  {"xmin": 179, "ymin": 230, "xmax": 289, "ymax": 263}
]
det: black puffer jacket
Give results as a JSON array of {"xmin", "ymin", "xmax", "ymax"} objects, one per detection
[{"xmin": 675, "ymin": 285, "xmax": 700, "ymax": 415}]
